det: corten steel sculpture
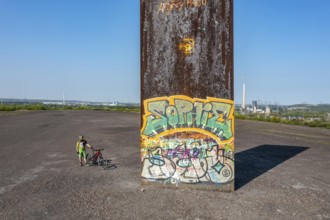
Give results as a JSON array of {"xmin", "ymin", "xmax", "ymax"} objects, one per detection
[{"xmin": 141, "ymin": 0, "xmax": 234, "ymax": 191}]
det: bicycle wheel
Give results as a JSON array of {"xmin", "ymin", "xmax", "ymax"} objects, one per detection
[
  {"xmin": 102, "ymin": 157, "xmax": 108, "ymax": 168},
  {"xmin": 100, "ymin": 156, "xmax": 109, "ymax": 168},
  {"xmin": 98, "ymin": 155, "xmax": 103, "ymax": 166},
  {"xmin": 86, "ymin": 154, "xmax": 93, "ymax": 166}
]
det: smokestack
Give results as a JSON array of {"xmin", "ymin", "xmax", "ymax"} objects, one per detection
[{"xmin": 242, "ymin": 82, "xmax": 246, "ymax": 111}]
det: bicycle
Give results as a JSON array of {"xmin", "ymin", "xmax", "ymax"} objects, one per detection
[{"xmin": 86, "ymin": 147, "xmax": 108, "ymax": 168}]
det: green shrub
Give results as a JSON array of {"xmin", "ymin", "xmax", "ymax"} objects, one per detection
[{"xmin": 234, "ymin": 110, "xmax": 329, "ymax": 129}]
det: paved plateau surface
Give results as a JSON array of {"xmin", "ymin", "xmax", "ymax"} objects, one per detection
[{"xmin": 0, "ymin": 111, "xmax": 329, "ymax": 219}]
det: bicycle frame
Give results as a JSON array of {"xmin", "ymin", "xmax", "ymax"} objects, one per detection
[
  {"xmin": 92, "ymin": 149, "xmax": 102, "ymax": 164},
  {"xmin": 87, "ymin": 148, "xmax": 106, "ymax": 167}
]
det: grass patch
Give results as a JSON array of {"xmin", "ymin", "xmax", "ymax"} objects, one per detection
[
  {"xmin": 235, "ymin": 112, "xmax": 330, "ymax": 129},
  {"xmin": 0, "ymin": 104, "xmax": 140, "ymax": 113}
]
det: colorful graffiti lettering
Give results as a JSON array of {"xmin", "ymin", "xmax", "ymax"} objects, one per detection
[
  {"xmin": 159, "ymin": 0, "xmax": 208, "ymax": 15},
  {"xmin": 141, "ymin": 95, "xmax": 234, "ymax": 142},
  {"xmin": 141, "ymin": 95, "xmax": 234, "ymax": 185},
  {"xmin": 141, "ymin": 133, "xmax": 234, "ymax": 184}
]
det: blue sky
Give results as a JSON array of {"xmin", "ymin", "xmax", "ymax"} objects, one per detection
[
  {"xmin": 235, "ymin": 0, "xmax": 330, "ymax": 105},
  {"xmin": 0, "ymin": 0, "xmax": 329, "ymax": 105}
]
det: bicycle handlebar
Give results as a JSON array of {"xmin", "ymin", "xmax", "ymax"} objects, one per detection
[{"xmin": 91, "ymin": 147, "xmax": 104, "ymax": 151}]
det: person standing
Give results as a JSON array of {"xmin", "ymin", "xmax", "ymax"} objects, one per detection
[{"xmin": 76, "ymin": 135, "xmax": 92, "ymax": 166}]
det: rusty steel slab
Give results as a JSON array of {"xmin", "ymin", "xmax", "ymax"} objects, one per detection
[{"xmin": 140, "ymin": 0, "xmax": 234, "ymax": 191}]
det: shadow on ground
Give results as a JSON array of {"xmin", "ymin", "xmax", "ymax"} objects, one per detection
[
  {"xmin": 85, "ymin": 158, "xmax": 119, "ymax": 170},
  {"xmin": 104, "ymin": 160, "xmax": 119, "ymax": 170},
  {"xmin": 235, "ymin": 145, "xmax": 309, "ymax": 190}
]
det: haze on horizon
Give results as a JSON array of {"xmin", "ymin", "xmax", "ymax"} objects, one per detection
[{"xmin": 0, "ymin": 0, "xmax": 329, "ymax": 105}]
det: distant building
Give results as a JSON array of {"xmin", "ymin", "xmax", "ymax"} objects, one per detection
[
  {"xmin": 287, "ymin": 106, "xmax": 309, "ymax": 111},
  {"xmin": 43, "ymin": 101, "xmax": 63, "ymax": 105},
  {"xmin": 252, "ymin": 100, "xmax": 258, "ymax": 108},
  {"xmin": 265, "ymin": 106, "xmax": 271, "ymax": 116}
]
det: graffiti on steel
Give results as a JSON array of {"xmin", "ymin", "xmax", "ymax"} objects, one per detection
[
  {"xmin": 159, "ymin": 0, "xmax": 208, "ymax": 14},
  {"xmin": 178, "ymin": 38, "xmax": 195, "ymax": 55},
  {"xmin": 141, "ymin": 95, "xmax": 234, "ymax": 185}
]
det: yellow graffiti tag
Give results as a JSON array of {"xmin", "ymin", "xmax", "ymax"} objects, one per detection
[
  {"xmin": 159, "ymin": 0, "xmax": 208, "ymax": 15},
  {"xmin": 178, "ymin": 38, "xmax": 195, "ymax": 55},
  {"xmin": 141, "ymin": 95, "xmax": 234, "ymax": 148}
]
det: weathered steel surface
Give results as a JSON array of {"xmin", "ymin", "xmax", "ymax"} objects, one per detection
[
  {"xmin": 141, "ymin": 0, "xmax": 233, "ymax": 101},
  {"xmin": 140, "ymin": 0, "xmax": 234, "ymax": 191}
]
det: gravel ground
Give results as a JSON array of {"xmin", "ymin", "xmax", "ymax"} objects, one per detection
[{"xmin": 0, "ymin": 110, "xmax": 329, "ymax": 219}]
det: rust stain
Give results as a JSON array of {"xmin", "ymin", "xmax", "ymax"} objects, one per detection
[{"xmin": 141, "ymin": 0, "xmax": 234, "ymax": 102}]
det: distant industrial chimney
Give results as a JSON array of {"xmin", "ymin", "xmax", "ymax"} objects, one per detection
[{"xmin": 242, "ymin": 82, "xmax": 246, "ymax": 111}]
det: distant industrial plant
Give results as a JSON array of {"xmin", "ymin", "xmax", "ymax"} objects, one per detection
[
  {"xmin": 0, "ymin": 98, "xmax": 138, "ymax": 107},
  {"xmin": 236, "ymin": 82, "xmax": 330, "ymax": 127}
]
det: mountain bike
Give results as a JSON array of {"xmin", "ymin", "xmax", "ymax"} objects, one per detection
[{"xmin": 86, "ymin": 147, "xmax": 108, "ymax": 168}]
